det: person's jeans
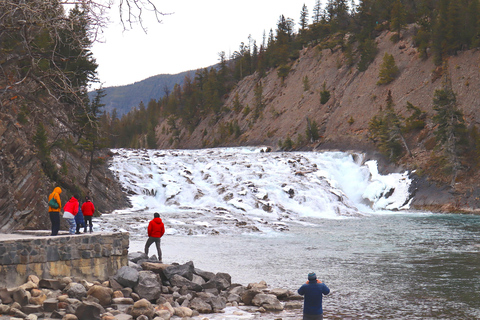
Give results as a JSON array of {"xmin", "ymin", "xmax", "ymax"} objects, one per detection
[
  {"xmin": 49, "ymin": 212, "xmax": 60, "ymax": 235},
  {"xmin": 65, "ymin": 218, "xmax": 76, "ymax": 234},
  {"xmin": 144, "ymin": 237, "xmax": 162, "ymax": 261}
]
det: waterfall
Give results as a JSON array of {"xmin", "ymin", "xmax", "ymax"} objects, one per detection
[{"xmin": 108, "ymin": 147, "xmax": 412, "ymax": 235}]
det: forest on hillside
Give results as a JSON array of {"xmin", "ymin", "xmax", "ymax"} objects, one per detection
[{"xmin": 101, "ymin": 0, "xmax": 480, "ymax": 151}]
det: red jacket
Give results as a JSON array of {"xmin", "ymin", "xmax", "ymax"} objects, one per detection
[
  {"xmin": 81, "ymin": 200, "xmax": 95, "ymax": 216},
  {"xmin": 63, "ymin": 197, "xmax": 79, "ymax": 216},
  {"xmin": 148, "ymin": 217, "xmax": 165, "ymax": 238}
]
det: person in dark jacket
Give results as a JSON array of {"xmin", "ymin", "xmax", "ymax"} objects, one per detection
[
  {"xmin": 48, "ymin": 187, "xmax": 62, "ymax": 236},
  {"xmin": 298, "ymin": 272, "xmax": 330, "ymax": 320},
  {"xmin": 75, "ymin": 207, "xmax": 85, "ymax": 234},
  {"xmin": 144, "ymin": 212, "xmax": 165, "ymax": 262}
]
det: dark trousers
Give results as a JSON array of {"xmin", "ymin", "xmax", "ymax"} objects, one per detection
[
  {"xmin": 49, "ymin": 212, "xmax": 60, "ymax": 236},
  {"xmin": 84, "ymin": 216, "xmax": 93, "ymax": 231},
  {"xmin": 303, "ymin": 314, "xmax": 323, "ymax": 320},
  {"xmin": 144, "ymin": 237, "xmax": 162, "ymax": 261}
]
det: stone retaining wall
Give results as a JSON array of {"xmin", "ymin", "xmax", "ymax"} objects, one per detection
[{"xmin": 0, "ymin": 231, "xmax": 129, "ymax": 287}]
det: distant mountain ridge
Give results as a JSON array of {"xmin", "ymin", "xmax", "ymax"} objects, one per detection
[{"xmin": 90, "ymin": 70, "xmax": 193, "ymax": 116}]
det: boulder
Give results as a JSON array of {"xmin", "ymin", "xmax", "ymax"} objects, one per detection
[
  {"xmin": 66, "ymin": 283, "xmax": 87, "ymax": 300},
  {"xmin": 284, "ymin": 300, "xmax": 303, "ymax": 309},
  {"xmin": 114, "ymin": 266, "xmax": 139, "ymax": 288},
  {"xmin": 154, "ymin": 309, "xmax": 171, "ymax": 319},
  {"xmin": 194, "ymin": 268, "xmax": 215, "ymax": 282},
  {"xmin": 129, "ymin": 298, "xmax": 155, "ymax": 319},
  {"xmin": 247, "ymin": 280, "xmax": 267, "ymax": 290},
  {"xmin": 155, "ymin": 302, "xmax": 174, "ymax": 317},
  {"xmin": 173, "ymin": 306, "xmax": 193, "ymax": 317},
  {"xmin": 252, "ymin": 293, "xmax": 284, "ymax": 311},
  {"xmin": 87, "ymin": 285, "xmax": 113, "ymax": 306},
  {"xmin": 75, "ymin": 301, "xmax": 105, "ymax": 320},
  {"xmin": 128, "ymin": 252, "xmax": 148, "ymax": 263},
  {"xmin": 208, "ymin": 295, "xmax": 227, "ymax": 312},
  {"xmin": 169, "ymin": 274, "xmax": 202, "ymax": 292},
  {"xmin": 202, "ymin": 273, "xmax": 231, "ymax": 291},
  {"xmin": 134, "ymin": 271, "xmax": 162, "ymax": 301},
  {"xmin": 21, "ymin": 304, "xmax": 42, "ymax": 314},
  {"xmin": 19, "ymin": 281, "xmax": 37, "ymax": 291},
  {"xmin": 241, "ymin": 289, "xmax": 260, "ymax": 305},
  {"xmin": 42, "ymin": 298, "xmax": 58, "ymax": 312},
  {"xmin": 39, "ymin": 279, "xmax": 63, "ymax": 290},
  {"xmin": 163, "ymin": 261, "xmax": 195, "ymax": 281},
  {"xmin": 29, "ymin": 289, "xmax": 47, "ymax": 305},
  {"xmin": 0, "ymin": 287, "xmax": 13, "ymax": 304},
  {"xmin": 270, "ymin": 288, "xmax": 291, "ymax": 300},
  {"xmin": 191, "ymin": 274, "xmax": 205, "ymax": 286},
  {"xmin": 27, "ymin": 275, "xmax": 40, "ymax": 285},
  {"xmin": 12, "ymin": 288, "xmax": 29, "ymax": 306},
  {"xmin": 189, "ymin": 297, "xmax": 212, "ymax": 313}
]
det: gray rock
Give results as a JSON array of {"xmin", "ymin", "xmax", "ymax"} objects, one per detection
[
  {"xmin": 12, "ymin": 288, "xmax": 29, "ymax": 306},
  {"xmin": 202, "ymin": 273, "xmax": 231, "ymax": 291},
  {"xmin": 129, "ymin": 298, "xmax": 155, "ymax": 319},
  {"xmin": 112, "ymin": 314, "xmax": 133, "ymax": 320},
  {"xmin": 189, "ymin": 297, "xmax": 212, "ymax": 313},
  {"xmin": 128, "ymin": 252, "xmax": 148, "ymax": 263},
  {"xmin": 0, "ymin": 287, "xmax": 13, "ymax": 304},
  {"xmin": 38, "ymin": 279, "xmax": 63, "ymax": 290},
  {"xmin": 75, "ymin": 301, "xmax": 105, "ymax": 320},
  {"xmin": 134, "ymin": 271, "xmax": 162, "ymax": 302},
  {"xmin": 208, "ymin": 295, "xmax": 226, "ymax": 312},
  {"xmin": 164, "ymin": 261, "xmax": 195, "ymax": 281},
  {"xmin": 252, "ymin": 293, "xmax": 284, "ymax": 311},
  {"xmin": 66, "ymin": 283, "xmax": 87, "ymax": 300},
  {"xmin": 284, "ymin": 300, "xmax": 303, "ymax": 309},
  {"xmin": 21, "ymin": 304, "xmax": 42, "ymax": 314},
  {"xmin": 43, "ymin": 298, "xmax": 58, "ymax": 312},
  {"xmin": 241, "ymin": 289, "xmax": 260, "ymax": 305},
  {"xmin": 194, "ymin": 268, "xmax": 215, "ymax": 282},
  {"xmin": 169, "ymin": 274, "xmax": 202, "ymax": 292},
  {"xmin": 191, "ymin": 274, "xmax": 206, "ymax": 286},
  {"xmin": 114, "ymin": 266, "xmax": 140, "ymax": 288}
]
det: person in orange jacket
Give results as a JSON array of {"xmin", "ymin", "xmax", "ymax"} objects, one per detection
[
  {"xmin": 63, "ymin": 194, "xmax": 79, "ymax": 235},
  {"xmin": 48, "ymin": 187, "xmax": 62, "ymax": 236},
  {"xmin": 81, "ymin": 195, "xmax": 95, "ymax": 233},
  {"xmin": 144, "ymin": 212, "xmax": 165, "ymax": 262}
]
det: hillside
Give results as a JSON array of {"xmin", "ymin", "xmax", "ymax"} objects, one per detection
[
  {"xmin": 89, "ymin": 71, "xmax": 192, "ymax": 116},
  {"xmin": 153, "ymin": 25, "xmax": 480, "ymax": 213}
]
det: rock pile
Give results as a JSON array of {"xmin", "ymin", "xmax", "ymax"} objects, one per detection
[{"xmin": 0, "ymin": 253, "xmax": 304, "ymax": 319}]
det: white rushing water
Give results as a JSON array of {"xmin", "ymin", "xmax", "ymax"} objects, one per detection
[{"xmin": 105, "ymin": 147, "xmax": 412, "ymax": 237}]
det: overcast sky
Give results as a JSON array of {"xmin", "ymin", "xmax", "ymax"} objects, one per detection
[{"xmin": 90, "ymin": 0, "xmax": 320, "ymax": 89}]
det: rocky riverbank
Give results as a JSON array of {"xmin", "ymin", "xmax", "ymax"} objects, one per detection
[{"xmin": 0, "ymin": 253, "xmax": 305, "ymax": 320}]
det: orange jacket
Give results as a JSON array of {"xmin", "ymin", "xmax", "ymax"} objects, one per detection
[{"xmin": 48, "ymin": 187, "xmax": 62, "ymax": 212}]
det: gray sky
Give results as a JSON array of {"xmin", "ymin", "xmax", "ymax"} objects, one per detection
[{"xmin": 90, "ymin": 0, "xmax": 319, "ymax": 88}]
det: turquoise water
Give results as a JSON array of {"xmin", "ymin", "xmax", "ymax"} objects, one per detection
[{"xmin": 127, "ymin": 213, "xmax": 480, "ymax": 319}]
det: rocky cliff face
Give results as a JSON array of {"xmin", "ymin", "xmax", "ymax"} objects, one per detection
[
  {"xmin": 0, "ymin": 102, "xmax": 130, "ymax": 233},
  {"xmin": 154, "ymin": 25, "xmax": 480, "ymax": 213}
]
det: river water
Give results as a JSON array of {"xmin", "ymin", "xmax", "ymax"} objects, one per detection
[{"xmin": 98, "ymin": 148, "xmax": 480, "ymax": 319}]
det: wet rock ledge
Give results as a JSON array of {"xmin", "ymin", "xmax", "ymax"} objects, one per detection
[{"xmin": 0, "ymin": 253, "xmax": 304, "ymax": 319}]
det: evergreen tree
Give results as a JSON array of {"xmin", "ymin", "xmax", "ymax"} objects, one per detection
[
  {"xmin": 377, "ymin": 52, "xmax": 399, "ymax": 85},
  {"xmin": 432, "ymin": 70, "xmax": 468, "ymax": 185},
  {"xmin": 300, "ymin": 4, "xmax": 309, "ymax": 31},
  {"xmin": 312, "ymin": 0, "xmax": 323, "ymax": 24}
]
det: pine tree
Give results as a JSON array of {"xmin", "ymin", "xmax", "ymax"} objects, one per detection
[
  {"xmin": 300, "ymin": 4, "xmax": 309, "ymax": 31},
  {"xmin": 377, "ymin": 53, "xmax": 399, "ymax": 85},
  {"xmin": 312, "ymin": 0, "xmax": 323, "ymax": 24},
  {"xmin": 432, "ymin": 70, "xmax": 468, "ymax": 185}
]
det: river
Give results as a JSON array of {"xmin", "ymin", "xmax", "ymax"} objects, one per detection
[{"xmin": 98, "ymin": 148, "xmax": 480, "ymax": 319}]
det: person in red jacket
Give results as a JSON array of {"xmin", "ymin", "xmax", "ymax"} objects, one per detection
[
  {"xmin": 81, "ymin": 196, "xmax": 95, "ymax": 233},
  {"xmin": 144, "ymin": 212, "xmax": 165, "ymax": 262},
  {"xmin": 63, "ymin": 194, "xmax": 79, "ymax": 235}
]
